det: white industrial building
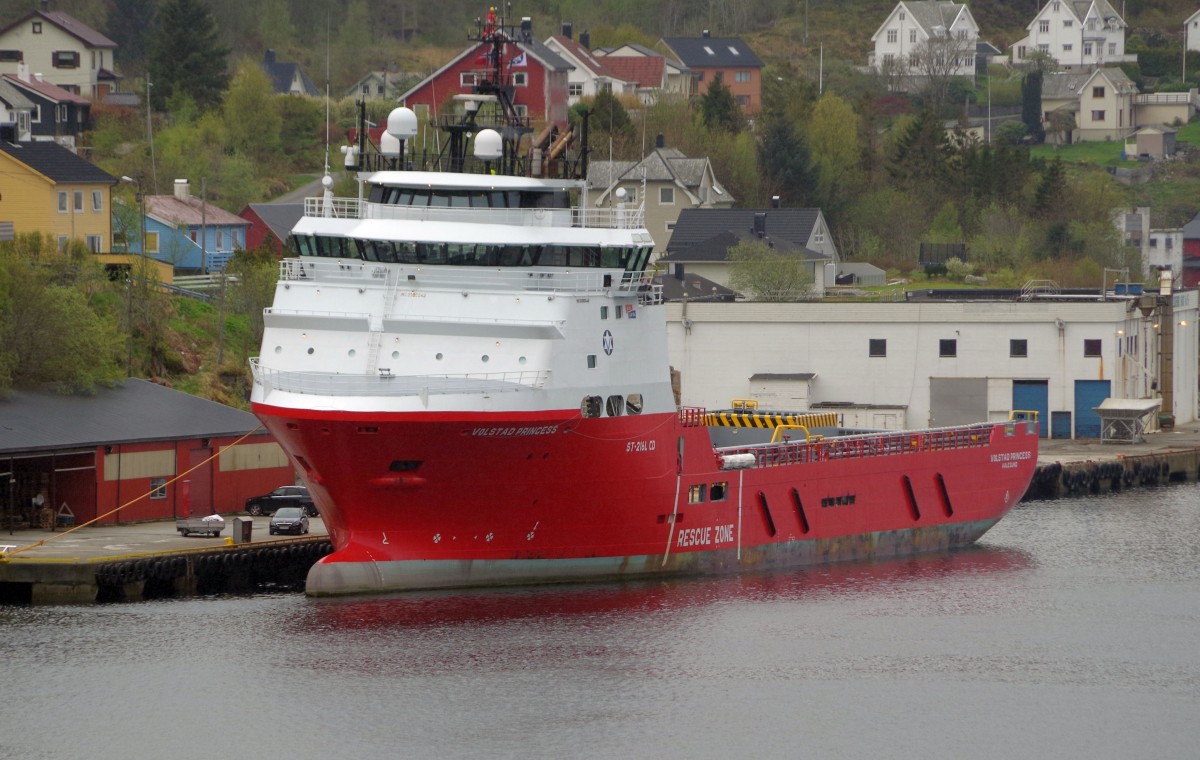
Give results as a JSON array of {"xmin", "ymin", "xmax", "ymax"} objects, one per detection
[{"xmin": 666, "ymin": 287, "xmax": 1199, "ymax": 438}]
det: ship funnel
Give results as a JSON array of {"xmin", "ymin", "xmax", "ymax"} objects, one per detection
[{"xmin": 474, "ymin": 129, "xmax": 503, "ymax": 161}]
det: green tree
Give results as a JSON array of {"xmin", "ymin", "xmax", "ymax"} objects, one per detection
[
  {"xmin": 107, "ymin": 0, "xmax": 155, "ymax": 74},
  {"xmin": 149, "ymin": 0, "xmax": 231, "ymax": 110},
  {"xmin": 225, "ymin": 60, "xmax": 282, "ymax": 162},
  {"xmin": 727, "ymin": 239, "xmax": 813, "ymax": 302},
  {"xmin": 804, "ymin": 93, "xmax": 861, "ymax": 215},
  {"xmin": 699, "ymin": 73, "xmax": 742, "ymax": 133},
  {"xmin": 1020, "ymin": 71, "xmax": 1045, "ymax": 143},
  {"xmin": 757, "ymin": 116, "xmax": 817, "ymax": 208}
]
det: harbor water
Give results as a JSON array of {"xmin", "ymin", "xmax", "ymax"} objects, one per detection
[{"xmin": 3, "ymin": 483, "xmax": 1199, "ymax": 760}]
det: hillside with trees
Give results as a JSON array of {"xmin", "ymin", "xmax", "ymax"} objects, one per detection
[{"xmin": 4, "ymin": 0, "xmax": 1200, "ymax": 399}]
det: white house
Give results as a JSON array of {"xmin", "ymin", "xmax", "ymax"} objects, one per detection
[
  {"xmin": 868, "ymin": 1, "xmax": 980, "ymax": 78},
  {"xmin": 544, "ymin": 28, "xmax": 637, "ymax": 105},
  {"xmin": 1186, "ymin": 9, "xmax": 1200, "ymax": 52},
  {"xmin": 0, "ymin": 9, "xmax": 117, "ymax": 100},
  {"xmin": 666, "ymin": 291, "xmax": 1199, "ymax": 437},
  {"xmin": 1011, "ymin": 0, "xmax": 1135, "ymax": 67}
]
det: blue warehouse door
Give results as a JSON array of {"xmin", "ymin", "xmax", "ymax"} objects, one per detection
[
  {"xmin": 1074, "ymin": 380, "xmax": 1111, "ymax": 438},
  {"xmin": 1012, "ymin": 380, "xmax": 1048, "ymax": 438}
]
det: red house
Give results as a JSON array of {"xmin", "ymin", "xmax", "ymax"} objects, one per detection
[
  {"xmin": 240, "ymin": 203, "xmax": 303, "ymax": 255},
  {"xmin": 1183, "ymin": 212, "xmax": 1200, "ymax": 288},
  {"xmin": 399, "ymin": 19, "xmax": 571, "ymax": 128}
]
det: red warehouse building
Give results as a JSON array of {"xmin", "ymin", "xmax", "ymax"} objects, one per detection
[{"xmin": 0, "ymin": 379, "xmax": 297, "ymax": 529}]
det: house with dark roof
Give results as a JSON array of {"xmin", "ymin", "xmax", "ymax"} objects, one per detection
[
  {"xmin": 239, "ymin": 202, "xmax": 303, "ymax": 254},
  {"xmin": 400, "ymin": 20, "xmax": 572, "ymax": 126},
  {"xmin": 588, "ymin": 139, "xmax": 734, "ymax": 256},
  {"xmin": 2, "ymin": 62, "xmax": 91, "ymax": 145},
  {"xmin": 260, "ymin": 49, "xmax": 320, "ymax": 96},
  {"xmin": 659, "ymin": 33, "xmax": 764, "ymax": 112},
  {"xmin": 119, "ymin": 179, "xmax": 250, "ymax": 273},
  {"xmin": 0, "ymin": 77, "xmax": 34, "ymax": 141},
  {"xmin": 0, "ymin": 378, "xmax": 294, "ymax": 527},
  {"xmin": 0, "ymin": 137, "xmax": 115, "ymax": 250},
  {"xmin": 659, "ymin": 207, "xmax": 840, "ymax": 296},
  {"xmin": 0, "ymin": 8, "xmax": 118, "ymax": 100}
]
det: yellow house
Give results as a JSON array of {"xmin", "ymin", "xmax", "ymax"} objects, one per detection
[{"xmin": 0, "ymin": 139, "xmax": 115, "ymax": 250}]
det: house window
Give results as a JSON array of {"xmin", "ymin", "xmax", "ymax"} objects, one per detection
[
  {"xmin": 1063, "ymin": 19, "xmax": 1073, "ymax": 28},
  {"xmin": 376, "ymin": 84, "xmax": 385, "ymax": 96},
  {"xmin": 1166, "ymin": 237, "xmax": 1174, "ymax": 249},
  {"xmin": 813, "ymin": 227, "xmax": 825, "ymax": 244},
  {"xmin": 883, "ymin": 53, "xmax": 894, "ymax": 63},
  {"xmin": 514, "ymin": 104, "xmax": 528, "ymax": 117},
  {"xmin": 735, "ymin": 71, "xmax": 750, "ymax": 83},
  {"xmin": 92, "ymin": 190, "xmax": 102, "ymax": 212},
  {"xmin": 360, "ymin": 84, "xmax": 370, "ymax": 95},
  {"xmin": 32, "ymin": 21, "xmax": 42, "ymax": 33},
  {"xmin": 735, "ymin": 95, "xmax": 749, "ymax": 106},
  {"xmin": 869, "ymin": 339, "xmax": 887, "ymax": 357},
  {"xmin": 887, "ymin": 30, "xmax": 897, "ymax": 43},
  {"xmin": 460, "ymin": 72, "xmax": 476, "ymax": 86},
  {"xmin": 150, "ymin": 478, "xmax": 167, "ymax": 499},
  {"xmin": 0, "ymin": 50, "xmax": 20, "ymax": 61},
  {"xmin": 909, "ymin": 53, "xmax": 919, "ymax": 66},
  {"xmin": 58, "ymin": 191, "xmax": 67, "ymax": 212},
  {"xmin": 1083, "ymin": 339, "xmax": 1101, "ymax": 357},
  {"xmin": 1093, "ymin": 86, "xmax": 1105, "ymax": 98},
  {"xmin": 939, "ymin": 339, "xmax": 957, "ymax": 357},
  {"xmin": 57, "ymin": 236, "xmax": 68, "ymax": 250},
  {"xmin": 1038, "ymin": 44, "xmax": 1049, "ymax": 53},
  {"xmin": 659, "ymin": 187, "xmax": 674, "ymax": 205},
  {"xmin": 1091, "ymin": 110, "xmax": 1105, "ymax": 121},
  {"xmin": 512, "ymin": 72, "xmax": 527, "ymax": 86},
  {"xmin": 52, "ymin": 50, "xmax": 80, "ymax": 69},
  {"xmin": 1052, "ymin": 1, "xmax": 1060, "ymax": 10},
  {"xmin": 86, "ymin": 235, "xmax": 101, "ymax": 252},
  {"xmin": 910, "ymin": 29, "xmax": 917, "ymax": 43},
  {"xmin": 73, "ymin": 191, "xmax": 84, "ymax": 211},
  {"xmin": 1084, "ymin": 42, "xmax": 1093, "ymax": 56},
  {"xmin": 568, "ymin": 82, "xmax": 583, "ymax": 97},
  {"xmin": 56, "ymin": 104, "xmax": 67, "ymax": 123},
  {"xmin": 1039, "ymin": 20, "xmax": 1050, "ymax": 33},
  {"xmin": 1063, "ymin": 44, "xmax": 1073, "ymax": 52},
  {"xmin": 1010, "ymin": 339, "xmax": 1028, "ymax": 358},
  {"xmin": 145, "ymin": 231, "xmax": 160, "ymax": 253},
  {"xmin": 1150, "ymin": 238, "xmax": 1158, "ymax": 248},
  {"xmin": 1108, "ymin": 43, "xmax": 1116, "ymax": 55}
]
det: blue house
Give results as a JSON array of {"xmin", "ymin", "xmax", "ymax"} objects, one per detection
[{"xmin": 127, "ymin": 179, "xmax": 250, "ymax": 273}]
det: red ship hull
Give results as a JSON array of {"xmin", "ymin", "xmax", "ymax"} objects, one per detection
[{"xmin": 252, "ymin": 403, "xmax": 1039, "ymax": 596}]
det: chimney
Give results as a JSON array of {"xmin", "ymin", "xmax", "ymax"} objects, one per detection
[
  {"xmin": 753, "ymin": 212, "xmax": 767, "ymax": 238},
  {"xmin": 580, "ymin": 31, "xmax": 590, "ymax": 49},
  {"xmin": 655, "ymin": 133, "xmax": 665, "ymax": 149},
  {"xmin": 264, "ymin": 49, "xmax": 276, "ymax": 65},
  {"xmin": 702, "ymin": 29, "xmax": 711, "ymax": 38},
  {"xmin": 674, "ymin": 263, "xmax": 685, "ymax": 280},
  {"xmin": 17, "ymin": 61, "xmax": 29, "ymax": 82},
  {"xmin": 562, "ymin": 22, "xmax": 573, "ymax": 40},
  {"xmin": 771, "ymin": 195, "xmax": 781, "ymax": 209},
  {"xmin": 174, "ymin": 179, "xmax": 190, "ymax": 201}
]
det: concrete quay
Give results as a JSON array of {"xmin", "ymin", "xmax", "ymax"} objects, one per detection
[
  {"xmin": 1027, "ymin": 422, "xmax": 1200, "ymax": 499},
  {"xmin": 0, "ymin": 515, "xmax": 331, "ymax": 605}
]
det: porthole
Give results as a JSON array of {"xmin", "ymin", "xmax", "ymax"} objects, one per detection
[
  {"xmin": 307, "ymin": 347, "xmax": 315, "ymax": 355},
  {"xmin": 519, "ymin": 356, "xmax": 527, "ymax": 365},
  {"xmin": 274, "ymin": 346, "xmax": 282, "ymax": 354},
  {"xmin": 481, "ymin": 355, "xmax": 490, "ymax": 363},
  {"xmin": 391, "ymin": 351, "xmax": 400, "ymax": 359},
  {"xmin": 348, "ymin": 349, "xmax": 357, "ymax": 358},
  {"xmin": 435, "ymin": 353, "xmax": 443, "ymax": 360}
]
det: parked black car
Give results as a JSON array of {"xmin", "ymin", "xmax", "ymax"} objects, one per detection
[
  {"xmin": 269, "ymin": 507, "xmax": 310, "ymax": 535},
  {"xmin": 245, "ymin": 485, "xmax": 317, "ymax": 517}
]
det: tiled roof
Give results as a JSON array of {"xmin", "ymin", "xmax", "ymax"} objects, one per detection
[
  {"xmin": 660, "ymin": 36, "xmax": 763, "ymax": 68},
  {"xmin": 146, "ymin": 194, "xmax": 249, "ymax": 227},
  {"xmin": 547, "ymin": 34, "xmax": 616, "ymax": 78},
  {"xmin": 0, "ymin": 10, "xmax": 116, "ymax": 48},
  {"xmin": 0, "ymin": 139, "xmax": 114, "ymax": 184},
  {"xmin": 601, "ymin": 56, "xmax": 666, "ymax": 87},
  {"xmin": 0, "ymin": 378, "xmax": 268, "ymax": 455},
  {"xmin": 2, "ymin": 73, "xmax": 91, "ymax": 104}
]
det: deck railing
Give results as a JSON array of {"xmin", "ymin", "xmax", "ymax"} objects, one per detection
[
  {"xmin": 302, "ymin": 197, "xmax": 646, "ymax": 230},
  {"xmin": 251, "ymin": 358, "xmax": 549, "ymax": 398}
]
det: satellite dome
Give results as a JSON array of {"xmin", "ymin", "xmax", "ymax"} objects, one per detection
[
  {"xmin": 380, "ymin": 131, "xmax": 402, "ymax": 157},
  {"xmin": 473, "ymin": 129, "xmax": 503, "ymax": 161},
  {"xmin": 386, "ymin": 107, "xmax": 418, "ymax": 140}
]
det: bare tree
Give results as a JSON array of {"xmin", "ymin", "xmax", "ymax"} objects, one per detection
[{"xmin": 908, "ymin": 28, "xmax": 977, "ymax": 113}]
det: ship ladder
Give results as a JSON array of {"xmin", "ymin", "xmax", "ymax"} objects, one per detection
[{"xmin": 366, "ymin": 268, "xmax": 403, "ymax": 373}]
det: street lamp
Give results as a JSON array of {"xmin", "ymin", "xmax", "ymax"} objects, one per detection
[
  {"xmin": 120, "ymin": 176, "xmax": 146, "ymax": 258},
  {"xmin": 120, "ymin": 176, "xmax": 146, "ymax": 378}
]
